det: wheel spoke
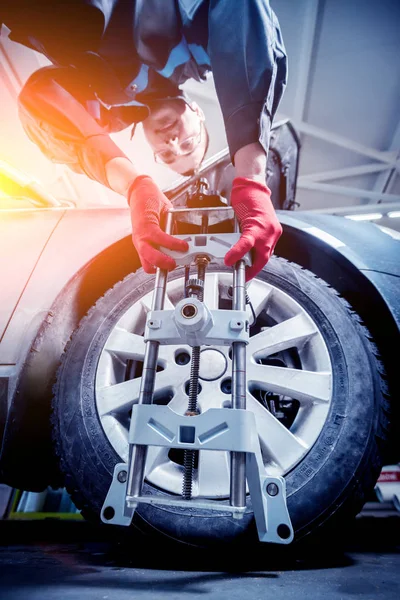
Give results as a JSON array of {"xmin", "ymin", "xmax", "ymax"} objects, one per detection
[
  {"xmin": 166, "ymin": 387, "xmax": 191, "ymax": 415},
  {"xmin": 104, "ymin": 328, "xmax": 146, "ymax": 360},
  {"xmin": 248, "ymin": 313, "xmax": 318, "ymax": 359},
  {"xmin": 203, "ymin": 273, "xmax": 220, "ymax": 310},
  {"xmin": 104, "ymin": 328, "xmax": 185, "ymax": 372},
  {"xmin": 247, "ymin": 393, "xmax": 309, "ymax": 471},
  {"xmin": 197, "ymin": 450, "xmax": 230, "ymax": 498},
  {"xmin": 145, "ymin": 446, "xmax": 171, "ymax": 478},
  {"xmin": 140, "ymin": 291, "xmax": 175, "ymax": 313},
  {"xmin": 197, "ymin": 385, "xmax": 228, "ymax": 412},
  {"xmin": 97, "ymin": 378, "xmax": 142, "ymax": 416},
  {"xmin": 246, "ymin": 278, "xmax": 274, "ymax": 317},
  {"xmin": 247, "ymin": 363, "xmax": 331, "ymax": 404},
  {"xmin": 157, "ymin": 344, "xmax": 194, "ymax": 372},
  {"xmin": 97, "ymin": 369, "xmax": 173, "ymax": 416}
]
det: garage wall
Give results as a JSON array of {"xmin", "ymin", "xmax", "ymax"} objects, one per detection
[{"xmin": 0, "ymin": 0, "xmax": 399, "ymax": 216}]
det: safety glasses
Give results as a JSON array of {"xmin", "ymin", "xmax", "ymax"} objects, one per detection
[{"xmin": 153, "ymin": 123, "xmax": 203, "ymax": 165}]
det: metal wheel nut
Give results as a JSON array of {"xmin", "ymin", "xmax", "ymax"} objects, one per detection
[
  {"xmin": 117, "ymin": 470, "xmax": 128, "ymax": 483},
  {"xmin": 266, "ymin": 482, "xmax": 279, "ymax": 497}
]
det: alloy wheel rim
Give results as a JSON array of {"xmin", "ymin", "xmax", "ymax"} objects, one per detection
[{"xmin": 95, "ymin": 271, "xmax": 332, "ymax": 498}]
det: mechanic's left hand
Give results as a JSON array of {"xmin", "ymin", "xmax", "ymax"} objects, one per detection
[{"xmin": 224, "ymin": 177, "xmax": 283, "ymax": 281}]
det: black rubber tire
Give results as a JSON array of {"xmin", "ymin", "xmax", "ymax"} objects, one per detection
[{"xmin": 52, "ymin": 257, "xmax": 390, "ymax": 546}]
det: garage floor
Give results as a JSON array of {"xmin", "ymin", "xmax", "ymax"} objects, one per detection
[{"xmin": 0, "ymin": 511, "xmax": 399, "ymax": 600}]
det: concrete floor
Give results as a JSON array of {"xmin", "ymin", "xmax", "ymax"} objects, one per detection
[{"xmin": 0, "ymin": 513, "xmax": 399, "ymax": 600}]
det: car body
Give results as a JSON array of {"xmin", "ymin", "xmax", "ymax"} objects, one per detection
[{"xmin": 0, "ymin": 122, "xmax": 399, "ymax": 495}]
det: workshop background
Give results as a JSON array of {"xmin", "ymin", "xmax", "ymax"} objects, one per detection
[
  {"xmin": 0, "ymin": 2, "xmax": 400, "ymax": 595},
  {"xmin": 1, "ymin": 0, "xmax": 400, "ymax": 224}
]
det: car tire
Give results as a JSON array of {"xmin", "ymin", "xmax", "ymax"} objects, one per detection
[{"xmin": 52, "ymin": 257, "xmax": 390, "ymax": 546}]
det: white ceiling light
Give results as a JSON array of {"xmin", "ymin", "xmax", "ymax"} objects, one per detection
[{"xmin": 388, "ymin": 211, "xmax": 400, "ymax": 219}]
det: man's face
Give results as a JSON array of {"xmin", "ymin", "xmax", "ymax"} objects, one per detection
[{"xmin": 142, "ymin": 99, "xmax": 207, "ymax": 175}]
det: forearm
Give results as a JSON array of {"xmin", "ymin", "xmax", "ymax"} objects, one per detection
[
  {"xmin": 18, "ymin": 71, "xmax": 133, "ymax": 189},
  {"xmin": 105, "ymin": 157, "xmax": 140, "ymax": 196},
  {"xmin": 233, "ymin": 142, "xmax": 267, "ymax": 185},
  {"xmin": 209, "ymin": 0, "xmax": 287, "ymax": 162}
]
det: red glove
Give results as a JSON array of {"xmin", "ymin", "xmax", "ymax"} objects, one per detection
[
  {"xmin": 128, "ymin": 176, "xmax": 188, "ymax": 273},
  {"xmin": 224, "ymin": 177, "xmax": 283, "ymax": 281}
]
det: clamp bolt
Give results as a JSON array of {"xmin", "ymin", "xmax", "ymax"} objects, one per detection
[
  {"xmin": 266, "ymin": 482, "xmax": 279, "ymax": 497},
  {"xmin": 185, "ymin": 410, "xmax": 200, "ymax": 417},
  {"xmin": 195, "ymin": 255, "xmax": 211, "ymax": 267},
  {"xmin": 117, "ymin": 470, "xmax": 128, "ymax": 483}
]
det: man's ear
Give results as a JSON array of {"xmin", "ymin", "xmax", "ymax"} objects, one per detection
[{"xmin": 189, "ymin": 101, "xmax": 205, "ymax": 121}]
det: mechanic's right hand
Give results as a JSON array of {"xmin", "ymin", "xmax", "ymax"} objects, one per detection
[{"xmin": 127, "ymin": 175, "xmax": 188, "ymax": 274}]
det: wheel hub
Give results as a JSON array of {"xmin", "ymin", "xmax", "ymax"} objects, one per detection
[{"xmin": 199, "ymin": 349, "xmax": 227, "ymax": 381}]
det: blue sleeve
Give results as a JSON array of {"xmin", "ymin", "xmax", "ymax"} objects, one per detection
[{"xmin": 207, "ymin": 0, "xmax": 287, "ymax": 162}]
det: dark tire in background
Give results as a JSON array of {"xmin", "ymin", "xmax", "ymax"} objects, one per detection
[{"xmin": 52, "ymin": 257, "xmax": 390, "ymax": 546}]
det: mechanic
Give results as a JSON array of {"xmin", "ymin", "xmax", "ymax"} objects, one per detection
[{"xmin": 1, "ymin": 0, "xmax": 287, "ymax": 280}]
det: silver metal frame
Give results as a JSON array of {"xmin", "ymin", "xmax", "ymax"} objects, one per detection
[
  {"xmin": 101, "ymin": 206, "xmax": 294, "ymax": 544},
  {"xmin": 102, "ymin": 406, "xmax": 294, "ymax": 544}
]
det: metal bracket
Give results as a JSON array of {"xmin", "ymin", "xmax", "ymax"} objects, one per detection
[
  {"xmin": 101, "ymin": 406, "xmax": 294, "ymax": 544},
  {"xmin": 101, "ymin": 204, "xmax": 293, "ymax": 544},
  {"xmin": 145, "ymin": 302, "xmax": 249, "ymax": 346},
  {"xmin": 160, "ymin": 233, "xmax": 252, "ymax": 266},
  {"xmin": 102, "ymin": 464, "xmax": 134, "ymax": 527}
]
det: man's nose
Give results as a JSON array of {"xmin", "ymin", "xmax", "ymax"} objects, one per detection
[{"xmin": 166, "ymin": 136, "xmax": 179, "ymax": 149}]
